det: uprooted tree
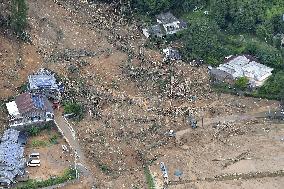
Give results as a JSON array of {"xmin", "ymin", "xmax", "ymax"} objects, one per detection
[{"xmin": 11, "ymin": 0, "xmax": 28, "ymax": 34}]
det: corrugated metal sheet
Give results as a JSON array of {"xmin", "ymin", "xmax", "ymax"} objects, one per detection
[{"xmin": 0, "ymin": 129, "xmax": 25, "ymax": 186}]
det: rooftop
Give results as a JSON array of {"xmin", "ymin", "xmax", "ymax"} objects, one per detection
[
  {"xmin": 148, "ymin": 24, "xmax": 165, "ymax": 36},
  {"xmin": 216, "ymin": 55, "xmax": 273, "ymax": 86},
  {"xmin": 156, "ymin": 12, "xmax": 179, "ymax": 24},
  {"xmin": 0, "ymin": 129, "xmax": 25, "ymax": 186},
  {"xmin": 219, "ymin": 55, "xmax": 273, "ymax": 79},
  {"xmin": 28, "ymin": 68, "xmax": 59, "ymax": 91},
  {"xmin": 6, "ymin": 93, "xmax": 53, "ymax": 117}
]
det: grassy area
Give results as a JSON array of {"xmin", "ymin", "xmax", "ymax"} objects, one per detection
[
  {"xmin": 27, "ymin": 123, "xmax": 53, "ymax": 136},
  {"xmin": 15, "ymin": 168, "xmax": 77, "ymax": 189},
  {"xmin": 31, "ymin": 140, "xmax": 49, "ymax": 148},
  {"xmin": 144, "ymin": 166, "xmax": 155, "ymax": 189},
  {"xmin": 31, "ymin": 133, "xmax": 59, "ymax": 148}
]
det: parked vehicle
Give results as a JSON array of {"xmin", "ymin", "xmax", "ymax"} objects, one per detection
[
  {"xmin": 29, "ymin": 153, "xmax": 40, "ymax": 159},
  {"xmin": 27, "ymin": 159, "xmax": 40, "ymax": 167}
]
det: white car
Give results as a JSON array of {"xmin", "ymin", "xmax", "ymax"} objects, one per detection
[
  {"xmin": 27, "ymin": 159, "xmax": 40, "ymax": 167},
  {"xmin": 29, "ymin": 152, "xmax": 40, "ymax": 159}
]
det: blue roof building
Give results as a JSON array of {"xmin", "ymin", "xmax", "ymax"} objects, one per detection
[
  {"xmin": 0, "ymin": 129, "xmax": 26, "ymax": 187},
  {"xmin": 28, "ymin": 68, "xmax": 63, "ymax": 99}
]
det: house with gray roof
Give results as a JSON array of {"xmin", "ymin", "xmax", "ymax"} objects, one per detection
[
  {"xmin": 0, "ymin": 129, "xmax": 26, "ymax": 187},
  {"xmin": 209, "ymin": 55, "xmax": 273, "ymax": 87},
  {"xmin": 6, "ymin": 92, "xmax": 54, "ymax": 129},
  {"xmin": 142, "ymin": 12, "xmax": 188, "ymax": 38}
]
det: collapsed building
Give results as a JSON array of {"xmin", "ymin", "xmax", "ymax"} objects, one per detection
[
  {"xmin": 0, "ymin": 129, "xmax": 26, "ymax": 187},
  {"xmin": 209, "ymin": 55, "xmax": 273, "ymax": 87},
  {"xmin": 163, "ymin": 47, "xmax": 182, "ymax": 61},
  {"xmin": 28, "ymin": 68, "xmax": 63, "ymax": 100},
  {"xmin": 5, "ymin": 92, "xmax": 54, "ymax": 129},
  {"xmin": 142, "ymin": 12, "xmax": 187, "ymax": 38}
]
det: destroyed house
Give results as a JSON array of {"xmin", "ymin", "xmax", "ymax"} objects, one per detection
[
  {"xmin": 6, "ymin": 93, "xmax": 54, "ymax": 128},
  {"xmin": 209, "ymin": 55, "xmax": 273, "ymax": 87},
  {"xmin": 0, "ymin": 129, "xmax": 26, "ymax": 187},
  {"xmin": 142, "ymin": 12, "xmax": 187, "ymax": 38},
  {"xmin": 163, "ymin": 47, "xmax": 182, "ymax": 61},
  {"xmin": 28, "ymin": 68, "xmax": 63, "ymax": 99}
]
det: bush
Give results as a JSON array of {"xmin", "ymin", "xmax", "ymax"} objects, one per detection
[
  {"xmin": 49, "ymin": 134, "xmax": 59, "ymax": 144},
  {"xmin": 144, "ymin": 166, "xmax": 155, "ymax": 189},
  {"xmin": 258, "ymin": 71, "xmax": 284, "ymax": 99},
  {"xmin": 245, "ymin": 40, "xmax": 283, "ymax": 68},
  {"xmin": 11, "ymin": 0, "xmax": 28, "ymax": 34},
  {"xmin": 234, "ymin": 77, "xmax": 249, "ymax": 90},
  {"xmin": 63, "ymin": 101, "xmax": 84, "ymax": 120},
  {"xmin": 27, "ymin": 126, "xmax": 40, "ymax": 136},
  {"xmin": 27, "ymin": 123, "xmax": 53, "ymax": 136},
  {"xmin": 31, "ymin": 140, "xmax": 48, "ymax": 148}
]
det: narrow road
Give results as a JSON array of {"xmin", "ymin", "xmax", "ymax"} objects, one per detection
[
  {"xmin": 54, "ymin": 110, "xmax": 94, "ymax": 187},
  {"xmin": 176, "ymin": 113, "xmax": 258, "ymax": 142}
]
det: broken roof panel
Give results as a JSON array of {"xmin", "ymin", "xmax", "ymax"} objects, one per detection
[
  {"xmin": 163, "ymin": 48, "xmax": 182, "ymax": 60},
  {"xmin": 28, "ymin": 68, "xmax": 59, "ymax": 91},
  {"xmin": 148, "ymin": 24, "xmax": 165, "ymax": 36}
]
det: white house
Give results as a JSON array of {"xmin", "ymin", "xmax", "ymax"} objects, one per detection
[{"xmin": 213, "ymin": 55, "xmax": 273, "ymax": 87}]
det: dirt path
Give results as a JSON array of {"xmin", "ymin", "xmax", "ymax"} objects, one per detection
[
  {"xmin": 175, "ymin": 112, "xmax": 261, "ymax": 142},
  {"xmin": 54, "ymin": 110, "xmax": 94, "ymax": 187},
  {"xmin": 168, "ymin": 170, "xmax": 284, "ymax": 186}
]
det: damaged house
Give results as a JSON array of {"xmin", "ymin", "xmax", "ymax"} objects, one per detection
[
  {"xmin": 5, "ymin": 92, "xmax": 54, "ymax": 129},
  {"xmin": 28, "ymin": 68, "xmax": 63, "ymax": 100},
  {"xmin": 163, "ymin": 47, "xmax": 182, "ymax": 61},
  {"xmin": 142, "ymin": 12, "xmax": 187, "ymax": 38},
  {"xmin": 209, "ymin": 55, "xmax": 273, "ymax": 87},
  {"xmin": 0, "ymin": 129, "xmax": 26, "ymax": 187}
]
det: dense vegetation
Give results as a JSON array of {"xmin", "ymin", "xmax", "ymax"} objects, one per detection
[
  {"xmin": 128, "ymin": 0, "xmax": 284, "ymax": 100},
  {"xmin": 63, "ymin": 101, "xmax": 84, "ymax": 120}
]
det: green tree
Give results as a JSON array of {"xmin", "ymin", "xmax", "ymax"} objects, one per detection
[
  {"xmin": 245, "ymin": 40, "xmax": 283, "ymax": 68},
  {"xmin": 258, "ymin": 71, "xmax": 284, "ymax": 99},
  {"xmin": 11, "ymin": 0, "xmax": 28, "ymax": 34},
  {"xmin": 182, "ymin": 17, "xmax": 223, "ymax": 65},
  {"xmin": 234, "ymin": 77, "xmax": 249, "ymax": 90}
]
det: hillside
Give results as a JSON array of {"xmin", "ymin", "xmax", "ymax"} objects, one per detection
[{"xmin": 0, "ymin": 0, "xmax": 284, "ymax": 189}]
